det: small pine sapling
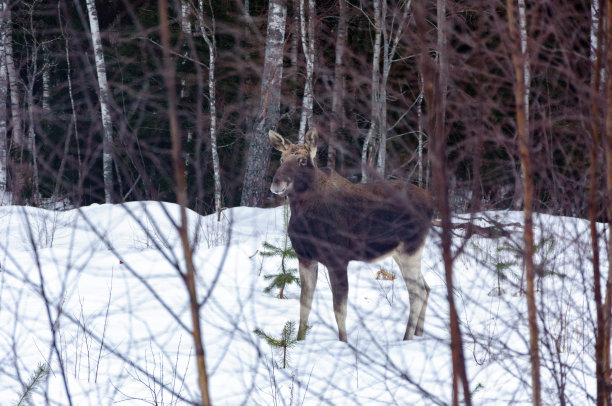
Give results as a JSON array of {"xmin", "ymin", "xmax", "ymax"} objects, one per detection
[
  {"xmin": 15, "ymin": 363, "xmax": 49, "ymax": 406},
  {"xmin": 254, "ymin": 321, "xmax": 304, "ymax": 368},
  {"xmin": 260, "ymin": 204, "xmax": 300, "ymax": 298}
]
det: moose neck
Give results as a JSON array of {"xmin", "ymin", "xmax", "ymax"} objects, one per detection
[{"xmin": 287, "ymin": 166, "xmax": 322, "ymax": 208}]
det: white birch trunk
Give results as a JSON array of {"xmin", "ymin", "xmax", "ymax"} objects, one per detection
[
  {"xmin": 518, "ymin": 0, "xmax": 529, "ymax": 123},
  {"xmin": 417, "ymin": 73, "xmax": 424, "ymax": 187},
  {"xmin": 197, "ymin": 0, "xmax": 222, "ymax": 215},
  {"xmin": 26, "ymin": 81, "xmax": 40, "ymax": 201},
  {"xmin": 0, "ymin": 8, "xmax": 7, "ymax": 193},
  {"xmin": 510, "ymin": 0, "xmax": 529, "ymax": 210},
  {"xmin": 42, "ymin": 47, "xmax": 50, "ymax": 112},
  {"xmin": 376, "ymin": 1, "xmax": 411, "ymax": 176},
  {"xmin": 4, "ymin": 4, "xmax": 22, "ymax": 147},
  {"xmin": 298, "ymin": 0, "xmax": 315, "ymax": 142},
  {"xmin": 361, "ymin": 0, "xmax": 382, "ymax": 182},
  {"xmin": 180, "ymin": 1, "xmax": 192, "ymax": 173},
  {"xmin": 328, "ymin": 0, "xmax": 347, "ymax": 167},
  {"xmin": 86, "ymin": 0, "xmax": 114, "ymax": 203}
]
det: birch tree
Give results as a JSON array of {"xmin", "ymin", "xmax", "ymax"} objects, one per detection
[
  {"xmin": 0, "ymin": 2, "xmax": 7, "ymax": 194},
  {"xmin": 297, "ymin": 0, "xmax": 315, "ymax": 142},
  {"xmin": 196, "ymin": 0, "xmax": 222, "ymax": 217},
  {"xmin": 361, "ymin": 0, "xmax": 411, "ymax": 181},
  {"xmin": 180, "ymin": 0, "xmax": 193, "ymax": 174},
  {"xmin": 327, "ymin": 0, "xmax": 347, "ymax": 168},
  {"xmin": 4, "ymin": 3, "xmax": 22, "ymax": 148},
  {"xmin": 241, "ymin": 0, "xmax": 287, "ymax": 207},
  {"xmin": 360, "ymin": 0, "xmax": 382, "ymax": 182},
  {"xmin": 85, "ymin": 0, "xmax": 114, "ymax": 203}
]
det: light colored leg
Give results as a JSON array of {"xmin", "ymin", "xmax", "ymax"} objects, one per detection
[
  {"xmin": 393, "ymin": 244, "xmax": 429, "ymax": 340},
  {"xmin": 297, "ymin": 259, "xmax": 318, "ymax": 340},
  {"xmin": 328, "ymin": 265, "xmax": 349, "ymax": 342}
]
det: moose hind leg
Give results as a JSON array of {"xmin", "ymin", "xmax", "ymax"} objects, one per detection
[
  {"xmin": 297, "ymin": 260, "xmax": 318, "ymax": 340},
  {"xmin": 393, "ymin": 245, "xmax": 429, "ymax": 340},
  {"xmin": 328, "ymin": 264, "xmax": 349, "ymax": 342}
]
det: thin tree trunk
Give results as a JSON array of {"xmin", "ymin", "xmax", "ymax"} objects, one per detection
[
  {"xmin": 377, "ymin": 0, "xmax": 411, "ymax": 176},
  {"xmin": 241, "ymin": 0, "xmax": 287, "ymax": 207},
  {"xmin": 85, "ymin": 0, "xmax": 114, "ymax": 203},
  {"xmin": 602, "ymin": 0, "xmax": 612, "ymax": 403},
  {"xmin": 414, "ymin": 1, "xmax": 471, "ymax": 404},
  {"xmin": 506, "ymin": 0, "xmax": 541, "ymax": 404},
  {"xmin": 197, "ymin": 0, "xmax": 222, "ymax": 217},
  {"xmin": 361, "ymin": 0, "xmax": 382, "ymax": 183},
  {"xmin": 298, "ymin": 0, "xmax": 315, "ymax": 142},
  {"xmin": 291, "ymin": 0, "xmax": 299, "ymax": 106},
  {"xmin": 26, "ymin": 79, "xmax": 40, "ymax": 203},
  {"xmin": 417, "ymin": 72, "xmax": 424, "ymax": 187},
  {"xmin": 55, "ymin": 0, "xmax": 81, "ymax": 201},
  {"xmin": 158, "ymin": 1, "xmax": 211, "ymax": 404},
  {"xmin": 0, "ymin": 7, "xmax": 7, "ymax": 193},
  {"xmin": 180, "ymin": 0, "xmax": 193, "ymax": 175},
  {"xmin": 42, "ymin": 48, "xmax": 50, "ymax": 112},
  {"xmin": 327, "ymin": 0, "xmax": 347, "ymax": 168},
  {"xmin": 4, "ymin": 4, "xmax": 21, "ymax": 148},
  {"xmin": 589, "ymin": 2, "xmax": 607, "ymax": 405},
  {"xmin": 437, "ymin": 1, "xmax": 470, "ymax": 404}
]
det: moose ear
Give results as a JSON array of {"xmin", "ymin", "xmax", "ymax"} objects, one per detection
[
  {"xmin": 304, "ymin": 128, "xmax": 318, "ymax": 161},
  {"xmin": 269, "ymin": 130, "xmax": 291, "ymax": 151}
]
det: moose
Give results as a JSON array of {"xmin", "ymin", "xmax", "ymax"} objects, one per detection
[{"xmin": 269, "ymin": 128, "xmax": 434, "ymax": 342}]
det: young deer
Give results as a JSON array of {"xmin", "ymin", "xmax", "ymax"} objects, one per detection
[{"xmin": 269, "ymin": 128, "xmax": 433, "ymax": 342}]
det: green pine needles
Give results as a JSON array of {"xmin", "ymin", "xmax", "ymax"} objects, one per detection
[
  {"xmin": 15, "ymin": 363, "xmax": 49, "ymax": 406},
  {"xmin": 254, "ymin": 321, "xmax": 301, "ymax": 368},
  {"xmin": 260, "ymin": 204, "xmax": 300, "ymax": 299}
]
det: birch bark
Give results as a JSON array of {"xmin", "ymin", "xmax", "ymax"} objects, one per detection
[
  {"xmin": 361, "ymin": 0, "xmax": 411, "ymax": 180},
  {"xmin": 361, "ymin": 0, "xmax": 381, "ymax": 182},
  {"xmin": 196, "ymin": 0, "xmax": 222, "ymax": 216},
  {"xmin": 4, "ymin": 4, "xmax": 22, "ymax": 147},
  {"xmin": 298, "ymin": 0, "xmax": 315, "ymax": 142},
  {"xmin": 0, "ymin": 4, "xmax": 6, "ymax": 193},
  {"xmin": 241, "ymin": 0, "xmax": 287, "ymax": 207},
  {"xmin": 327, "ymin": 0, "xmax": 347, "ymax": 168},
  {"xmin": 85, "ymin": 0, "xmax": 114, "ymax": 203}
]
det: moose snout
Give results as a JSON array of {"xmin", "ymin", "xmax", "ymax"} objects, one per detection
[{"xmin": 270, "ymin": 177, "xmax": 289, "ymax": 196}]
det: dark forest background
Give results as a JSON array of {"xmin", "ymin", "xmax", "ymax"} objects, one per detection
[{"xmin": 0, "ymin": 0, "xmax": 602, "ymax": 219}]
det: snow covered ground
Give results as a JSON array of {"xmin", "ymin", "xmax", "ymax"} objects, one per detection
[{"xmin": 0, "ymin": 202, "xmax": 601, "ymax": 405}]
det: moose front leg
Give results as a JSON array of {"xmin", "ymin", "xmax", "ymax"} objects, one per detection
[{"xmin": 297, "ymin": 259, "xmax": 318, "ymax": 340}]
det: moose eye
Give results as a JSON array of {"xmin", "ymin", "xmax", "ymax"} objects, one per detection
[{"xmin": 298, "ymin": 157, "xmax": 307, "ymax": 166}]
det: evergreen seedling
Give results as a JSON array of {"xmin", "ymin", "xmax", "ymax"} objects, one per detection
[
  {"xmin": 260, "ymin": 204, "xmax": 300, "ymax": 298},
  {"xmin": 254, "ymin": 321, "xmax": 301, "ymax": 368},
  {"xmin": 15, "ymin": 363, "xmax": 49, "ymax": 406}
]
